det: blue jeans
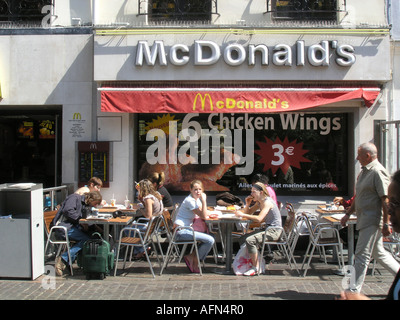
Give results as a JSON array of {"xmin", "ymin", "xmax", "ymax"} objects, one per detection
[
  {"xmin": 176, "ymin": 229, "xmax": 215, "ymax": 261},
  {"xmin": 61, "ymin": 226, "xmax": 90, "ymax": 264}
]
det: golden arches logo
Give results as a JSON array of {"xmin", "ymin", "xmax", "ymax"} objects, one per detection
[
  {"xmin": 73, "ymin": 113, "xmax": 81, "ymax": 120},
  {"xmin": 193, "ymin": 93, "xmax": 214, "ymax": 111}
]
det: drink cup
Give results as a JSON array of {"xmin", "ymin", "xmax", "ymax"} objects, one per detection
[
  {"xmin": 124, "ymin": 199, "xmax": 130, "ymax": 209},
  {"xmin": 110, "ymin": 198, "xmax": 116, "ymax": 207}
]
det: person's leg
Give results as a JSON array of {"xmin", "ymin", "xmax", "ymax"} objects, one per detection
[
  {"xmin": 372, "ymin": 231, "xmax": 400, "ymax": 275},
  {"xmin": 351, "ymin": 225, "xmax": 378, "ymax": 293},
  {"xmin": 61, "ymin": 226, "xmax": 90, "ymax": 264},
  {"xmin": 194, "ymin": 231, "xmax": 215, "ymax": 261}
]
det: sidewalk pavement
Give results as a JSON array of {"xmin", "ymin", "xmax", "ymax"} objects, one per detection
[{"xmin": 0, "ymin": 251, "xmax": 394, "ymax": 301}]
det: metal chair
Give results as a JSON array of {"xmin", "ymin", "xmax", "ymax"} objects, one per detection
[
  {"xmin": 114, "ymin": 215, "xmax": 162, "ymax": 278},
  {"xmin": 160, "ymin": 225, "xmax": 203, "ymax": 275},
  {"xmin": 44, "ymin": 210, "xmax": 74, "ymax": 276},
  {"xmin": 259, "ymin": 205, "xmax": 300, "ymax": 275},
  {"xmin": 155, "ymin": 208, "xmax": 181, "ymax": 261},
  {"xmin": 301, "ymin": 212, "xmax": 345, "ymax": 277}
]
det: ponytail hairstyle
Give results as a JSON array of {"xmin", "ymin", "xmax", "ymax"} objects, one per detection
[
  {"xmin": 147, "ymin": 172, "xmax": 165, "ymax": 188},
  {"xmin": 252, "ymin": 182, "xmax": 270, "ymax": 198}
]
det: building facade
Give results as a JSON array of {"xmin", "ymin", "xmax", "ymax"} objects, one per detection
[{"xmin": 0, "ymin": 0, "xmax": 397, "ymax": 207}]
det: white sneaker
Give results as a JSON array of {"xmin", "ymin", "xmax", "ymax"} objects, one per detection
[{"xmin": 243, "ymin": 267, "xmax": 257, "ymax": 276}]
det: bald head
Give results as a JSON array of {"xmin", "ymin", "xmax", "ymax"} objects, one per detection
[{"xmin": 357, "ymin": 142, "xmax": 378, "ymax": 166}]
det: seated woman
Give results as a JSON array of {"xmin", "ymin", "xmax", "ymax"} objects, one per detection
[
  {"xmin": 147, "ymin": 172, "xmax": 174, "ymax": 209},
  {"xmin": 130, "ymin": 179, "xmax": 164, "ymax": 259},
  {"xmin": 174, "ymin": 180, "xmax": 215, "ymax": 273},
  {"xmin": 234, "ymin": 182, "xmax": 282, "ymax": 276}
]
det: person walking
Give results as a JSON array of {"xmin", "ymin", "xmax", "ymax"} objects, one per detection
[{"xmin": 341, "ymin": 142, "xmax": 400, "ymax": 293}]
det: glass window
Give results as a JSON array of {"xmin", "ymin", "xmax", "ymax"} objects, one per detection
[
  {"xmin": 137, "ymin": 112, "xmax": 348, "ymax": 196},
  {"xmin": 149, "ymin": 0, "xmax": 212, "ymax": 21},
  {"xmin": 0, "ymin": 0, "xmax": 52, "ymax": 24},
  {"xmin": 271, "ymin": 0, "xmax": 338, "ymax": 21}
]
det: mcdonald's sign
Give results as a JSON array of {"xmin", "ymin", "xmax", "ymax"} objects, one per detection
[
  {"xmin": 192, "ymin": 93, "xmax": 214, "ymax": 112},
  {"xmin": 73, "ymin": 113, "xmax": 82, "ymax": 120},
  {"xmin": 100, "ymin": 87, "xmax": 381, "ymax": 114}
]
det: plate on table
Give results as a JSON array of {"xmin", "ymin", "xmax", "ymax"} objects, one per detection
[
  {"xmin": 208, "ymin": 213, "xmax": 220, "ymax": 219},
  {"xmin": 215, "ymin": 205, "xmax": 240, "ymax": 213},
  {"xmin": 318, "ymin": 205, "xmax": 346, "ymax": 213}
]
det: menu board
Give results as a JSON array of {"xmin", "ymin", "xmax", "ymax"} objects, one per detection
[{"xmin": 78, "ymin": 141, "xmax": 110, "ymax": 188}]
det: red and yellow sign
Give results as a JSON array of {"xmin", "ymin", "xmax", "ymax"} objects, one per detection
[{"xmin": 100, "ymin": 87, "xmax": 380, "ymax": 114}]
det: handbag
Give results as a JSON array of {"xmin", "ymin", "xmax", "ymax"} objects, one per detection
[
  {"xmin": 232, "ymin": 243, "xmax": 266, "ymax": 275},
  {"xmin": 192, "ymin": 215, "xmax": 209, "ymax": 233}
]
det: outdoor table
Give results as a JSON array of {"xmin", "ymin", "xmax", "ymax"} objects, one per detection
[
  {"xmin": 320, "ymin": 211, "xmax": 357, "ymax": 265},
  {"xmin": 206, "ymin": 214, "xmax": 250, "ymax": 274},
  {"xmin": 80, "ymin": 207, "xmax": 137, "ymax": 242}
]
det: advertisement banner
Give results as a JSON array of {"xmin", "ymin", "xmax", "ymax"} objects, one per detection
[
  {"xmin": 101, "ymin": 87, "xmax": 380, "ymax": 114},
  {"xmin": 137, "ymin": 113, "xmax": 348, "ymax": 195}
]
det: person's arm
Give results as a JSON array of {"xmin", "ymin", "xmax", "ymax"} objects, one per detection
[
  {"xmin": 241, "ymin": 196, "xmax": 259, "ymax": 215},
  {"xmin": 193, "ymin": 193, "xmax": 209, "ymax": 219},
  {"xmin": 340, "ymin": 197, "xmax": 356, "ymax": 227},
  {"xmin": 382, "ymin": 196, "xmax": 392, "ymax": 237},
  {"xmin": 236, "ymin": 201, "xmax": 272, "ymax": 223}
]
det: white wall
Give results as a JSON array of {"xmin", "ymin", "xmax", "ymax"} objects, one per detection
[
  {"xmin": 0, "ymin": 34, "xmax": 94, "ymax": 189},
  {"xmin": 54, "ymin": 0, "xmax": 388, "ymax": 27}
]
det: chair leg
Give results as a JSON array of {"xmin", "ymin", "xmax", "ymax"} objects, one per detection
[
  {"xmin": 302, "ymin": 244, "xmax": 316, "ymax": 277},
  {"xmin": 160, "ymin": 240, "xmax": 175, "ymax": 275},
  {"xmin": 65, "ymin": 244, "xmax": 74, "ymax": 276},
  {"xmin": 113, "ymin": 242, "xmax": 122, "ymax": 276},
  {"xmin": 143, "ymin": 244, "xmax": 155, "ymax": 278}
]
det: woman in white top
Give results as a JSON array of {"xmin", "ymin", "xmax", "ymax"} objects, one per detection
[
  {"xmin": 235, "ymin": 182, "xmax": 282, "ymax": 276},
  {"xmin": 174, "ymin": 180, "xmax": 215, "ymax": 273}
]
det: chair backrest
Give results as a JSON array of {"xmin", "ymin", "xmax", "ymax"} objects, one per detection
[
  {"xmin": 161, "ymin": 209, "xmax": 174, "ymax": 231},
  {"xmin": 143, "ymin": 215, "xmax": 162, "ymax": 241},
  {"xmin": 301, "ymin": 212, "xmax": 316, "ymax": 238},
  {"xmin": 43, "ymin": 210, "xmax": 58, "ymax": 236},
  {"xmin": 171, "ymin": 203, "xmax": 180, "ymax": 222},
  {"xmin": 283, "ymin": 203, "xmax": 296, "ymax": 234}
]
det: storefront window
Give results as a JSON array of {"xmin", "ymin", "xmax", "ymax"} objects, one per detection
[
  {"xmin": 271, "ymin": 0, "xmax": 338, "ymax": 21},
  {"xmin": 137, "ymin": 112, "xmax": 348, "ymax": 196},
  {"xmin": 148, "ymin": 0, "xmax": 213, "ymax": 21},
  {"xmin": 0, "ymin": 0, "xmax": 52, "ymax": 24}
]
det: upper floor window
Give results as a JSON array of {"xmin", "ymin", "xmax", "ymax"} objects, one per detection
[
  {"xmin": 269, "ymin": 0, "xmax": 338, "ymax": 21},
  {"xmin": 143, "ymin": 0, "xmax": 216, "ymax": 22},
  {"xmin": 0, "ymin": 0, "xmax": 52, "ymax": 24}
]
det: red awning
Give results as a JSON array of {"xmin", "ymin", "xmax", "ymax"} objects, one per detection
[{"xmin": 100, "ymin": 87, "xmax": 380, "ymax": 114}]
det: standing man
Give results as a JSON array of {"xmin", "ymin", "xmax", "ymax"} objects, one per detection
[{"xmin": 341, "ymin": 142, "xmax": 400, "ymax": 293}]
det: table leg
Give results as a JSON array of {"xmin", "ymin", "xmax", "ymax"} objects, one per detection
[
  {"xmin": 225, "ymin": 223, "xmax": 233, "ymax": 273},
  {"xmin": 347, "ymin": 224, "xmax": 354, "ymax": 265},
  {"xmin": 103, "ymin": 224, "xmax": 110, "ymax": 243}
]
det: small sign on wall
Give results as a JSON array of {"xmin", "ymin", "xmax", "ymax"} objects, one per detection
[{"xmin": 97, "ymin": 116, "xmax": 122, "ymax": 141}]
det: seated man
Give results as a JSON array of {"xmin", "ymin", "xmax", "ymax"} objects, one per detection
[{"xmin": 51, "ymin": 191, "xmax": 102, "ymax": 276}]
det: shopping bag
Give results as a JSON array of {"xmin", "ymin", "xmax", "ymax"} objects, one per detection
[{"xmin": 232, "ymin": 243, "xmax": 265, "ymax": 275}]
